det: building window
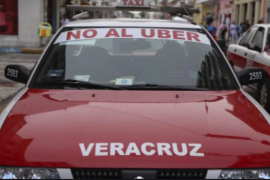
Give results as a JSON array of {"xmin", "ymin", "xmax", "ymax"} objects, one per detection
[{"xmin": 0, "ymin": 0, "xmax": 18, "ymax": 35}]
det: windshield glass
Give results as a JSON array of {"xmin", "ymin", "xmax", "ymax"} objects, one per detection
[{"xmin": 31, "ymin": 27, "xmax": 238, "ymax": 90}]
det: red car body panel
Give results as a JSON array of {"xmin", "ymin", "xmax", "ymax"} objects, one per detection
[
  {"xmin": 228, "ymin": 51, "xmax": 247, "ymax": 69},
  {"xmin": 228, "ymin": 50, "xmax": 270, "ymax": 77},
  {"xmin": 0, "ymin": 89, "xmax": 270, "ymax": 169}
]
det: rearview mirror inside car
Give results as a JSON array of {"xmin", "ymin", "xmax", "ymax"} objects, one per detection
[
  {"xmin": 5, "ymin": 65, "xmax": 31, "ymax": 84},
  {"xmin": 237, "ymin": 67, "xmax": 265, "ymax": 86},
  {"xmin": 120, "ymin": 39, "xmax": 151, "ymax": 51},
  {"xmin": 248, "ymin": 44, "xmax": 262, "ymax": 53}
]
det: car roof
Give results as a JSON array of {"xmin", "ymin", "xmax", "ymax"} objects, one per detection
[
  {"xmin": 254, "ymin": 24, "xmax": 270, "ymax": 28},
  {"xmin": 65, "ymin": 19, "xmax": 202, "ymax": 29}
]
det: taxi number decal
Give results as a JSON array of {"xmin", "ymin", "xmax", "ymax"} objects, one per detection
[
  {"xmin": 79, "ymin": 143, "xmax": 205, "ymax": 157},
  {"xmin": 7, "ymin": 68, "xmax": 18, "ymax": 78},
  {"xmin": 55, "ymin": 28, "xmax": 211, "ymax": 45},
  {"xmin": 250, "ymin": 72, "xmax": 263, "ymax": 81}
]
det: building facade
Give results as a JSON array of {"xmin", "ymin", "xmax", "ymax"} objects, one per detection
[
  {"xmin": 0, "ymin": 0, "xmax": 116, "ymax": 48},
  {"xmin": 217, "ymin": 0, "xmax": 234, "ymax": 38},
  {"xmin": 264, "ymin": 0, "xmax": 270, "ymax": 23},
  {"xmin": 194, "ymin": 0, "xmax": 270, "ymax": 38},
  {"xmin": 194, "ymin": 0, "xmax": 219, "ymax": 26},
  {"xmin": 234, "ymin": 0, "xmax": 267, "ymax": 25},
  {"xmin": 0, "ymin": 0, "xmax": 66, "ymax": 47}
]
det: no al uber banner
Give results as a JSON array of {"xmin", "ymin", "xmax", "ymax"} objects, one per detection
[{"xmin": 55, "ymin": 28, "xmax": 211, "ymax": 45}]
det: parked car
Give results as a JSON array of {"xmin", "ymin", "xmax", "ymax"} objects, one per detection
[{"xmin": 228, "ymin": 24, "xmax": 270, "ymax": 112}]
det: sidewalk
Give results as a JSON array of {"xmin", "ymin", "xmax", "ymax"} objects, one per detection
[{"xmin": 0, "ymin": 46, "xmax": 44, "ymax": 54}]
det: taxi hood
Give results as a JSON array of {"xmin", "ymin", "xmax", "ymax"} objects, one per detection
[{"xmin": 0, "ymin": 89, "xmax": 270, "ymax": 169}]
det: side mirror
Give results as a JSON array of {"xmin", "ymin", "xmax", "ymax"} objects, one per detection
[
  {"xmin": 237, "ymin": 67, "xmax": 265, "ymax": 86},
  {"xmin": 5, "ymin": 65, "xmax": 31, "ymax": 84},
  {"xmin": 248, "ymin": 44, "xmax": 262, "ymax": 52}
]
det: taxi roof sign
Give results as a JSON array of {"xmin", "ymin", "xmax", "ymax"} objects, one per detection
[
  {"xmin": 67, "ymin": 3, "xmax": 200, "ymax": 23},
  {"xmin": 67, "ymin": 5, "xmax": 200, "ymax": 15},
  {"xmin": 118, "ymin": 0, "xmax": 150, "ymax": 7}
]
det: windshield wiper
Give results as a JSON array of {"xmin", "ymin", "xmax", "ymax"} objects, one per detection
[
  {"xmin": 41, "ymin": 81, "xmax": 207, "ymax": 91},
  {"xmin": 124, "ymin": 84, "xmax": 208, "ymax": 91},
  {"xmin": 41, "ymin": 79, "xmax": 126, "ymax": 90}
]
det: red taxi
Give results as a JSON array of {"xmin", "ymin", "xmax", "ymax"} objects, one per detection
[{"xmin": 1, "ymin": 3, "xmax": 270, "ymax": 180}]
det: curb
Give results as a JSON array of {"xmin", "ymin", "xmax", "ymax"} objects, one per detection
[
  {"xmin": 0, "ymin": 47, "xmax": 44, "ymax": 54},
  {"xmin": 21, "ymin": 48, "xmax": 44, "ymax": 54}
]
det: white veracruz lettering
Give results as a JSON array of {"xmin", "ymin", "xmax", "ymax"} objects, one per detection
[{"xmin": 79, "ymin": 143, "xmax": 205, "ymax": 157}]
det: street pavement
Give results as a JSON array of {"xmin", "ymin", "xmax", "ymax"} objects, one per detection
[
  {"xmin": 0, "ymin": 53, "xmax": 39, "ymax": 102},
  {"xmin": 0, "ymin": 53, "xmax": 258, "ymax": 104}
]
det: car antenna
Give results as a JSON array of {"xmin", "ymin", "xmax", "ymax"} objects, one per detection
[
  {"xmin": 71, "ymin": 11, "xmax": 90, "ymax": 21},
  {"xmin": 177, "ymin": 0, "xmax": 197, "ymax": 25},
  {"xmin": 148, "ymin": 3, "xmax": 197, "ymax": 24}
]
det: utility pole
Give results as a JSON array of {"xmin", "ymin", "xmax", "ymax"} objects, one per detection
[
  {"xmin": 211, "ymin": 0, "xmax": 215, "ymax": 17},
  {"xmin": 210, "ymin": 0, "xmax": 220, "ymax": 27},
  {"xmin": 216, "ymin": 0, "xmax": 220, "ymax": 27}
]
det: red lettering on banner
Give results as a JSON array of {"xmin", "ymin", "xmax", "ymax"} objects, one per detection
[
  {"xmin": 158, "ymin": 30, "xmax": 171, "ymax": 39},
  {"xmin": 122, "ymin": 29, "xmax": 133, "ymax": 37},
  {"xmin": 83, "ymin": 29, "xmax": 97, "ymax": 38},
  {"xmin": 67, "ymin": 30, "xmax": 81, "ymax": 40},
  {"xmin": 106, "ymin": 29, "xmax": 120, "ymax": 37},
  {"xmin": 187, "ymin": 32, "xmax": 201, "ymax": 42},
  {"xmin": 122, "ymin": 0, "xmax": 128, "ymax": 5},
  {"xmin": 142, "ymin": 0, "xmax": 144, "ymax": 6},
  {"xmin": 128, "ymin": 0, "xmax": 134, "ymax": 6},
  {"xmin": 141, "ymin": 29, "xmax": 155, "ymax": 38},
  {"xmin": 173, "ymin": 30, "xmax": 185, "ymax": 40}
]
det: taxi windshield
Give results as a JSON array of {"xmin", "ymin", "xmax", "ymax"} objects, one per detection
[{"xmin": 31, "ymin": 27, "xmax": 238, "ymax": 90}]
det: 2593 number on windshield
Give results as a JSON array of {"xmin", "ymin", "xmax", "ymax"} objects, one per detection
[{"xmin": 250, "ymin": 72, "xmax": 262, "ymax": 81}]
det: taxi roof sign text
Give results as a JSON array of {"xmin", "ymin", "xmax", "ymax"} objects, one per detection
[{"xmin": 118, "ymin": 0, "xmax": 149, "ymax": 7}]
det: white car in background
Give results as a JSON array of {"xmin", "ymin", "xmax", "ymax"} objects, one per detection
[{"xmin": 228, "ymin": 24, "xmax": 270, "ymax": 112}]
